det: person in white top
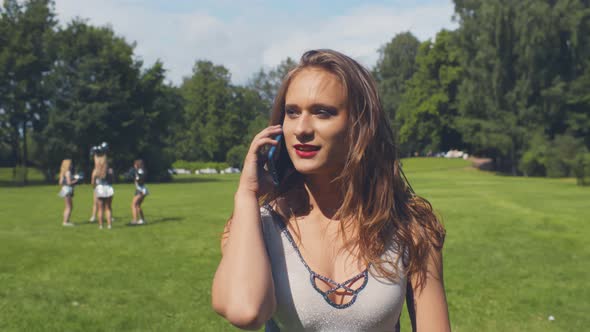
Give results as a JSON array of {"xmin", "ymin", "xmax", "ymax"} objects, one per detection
[
  {"xmin": 130, "ymin": 159, "xmax": 149, "ymax": 225},
  {"xmin": 212, "ymin": 49, "xmax": 450, "ymax": 331},
  {"xmin": 91, "ymin": 154, "xmax": 115, "ymax": 229},
  {"xmin": 58, "ymin": 159, "xmax": 79, "ymax": 227}
]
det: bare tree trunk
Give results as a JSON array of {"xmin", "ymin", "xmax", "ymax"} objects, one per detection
[
  {"xmin": 510, "ymin": 145, "xmax": 517, "ymax": 176},
  {"xmin": 11, "ymin": 126, "xmax": 19, "ymax": 182},
  {"xmin": 22, "ymin": 121, "xmax": 28, "ymax": 185}
]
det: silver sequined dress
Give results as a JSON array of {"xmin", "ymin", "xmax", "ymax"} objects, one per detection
[{"xmin": 260, "ymin": 205, "xmax": 407, "ymax": 332}]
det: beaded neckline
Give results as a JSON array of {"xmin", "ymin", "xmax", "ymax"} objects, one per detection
[{"xmin": 269, "ymin": 206, "xmax": 370, "ymax": 309}]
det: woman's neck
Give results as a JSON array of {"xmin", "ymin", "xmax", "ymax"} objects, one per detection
[{"xmin": 302, "ymin": 173, "xmax": 343, "ymax": 221}]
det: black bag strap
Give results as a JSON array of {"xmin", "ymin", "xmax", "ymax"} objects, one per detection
[
  {"xmin": 406, "ymin": 279, "xmax": 417, "ymax": 331},
  {"xmin": 394, "ymin": 278, "xmax": 417, "ymax": 332}
]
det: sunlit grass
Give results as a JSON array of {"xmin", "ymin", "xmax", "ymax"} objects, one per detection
[{"xmin": 0, "ymin": 159, "xmax": 587, "ymax": 331}]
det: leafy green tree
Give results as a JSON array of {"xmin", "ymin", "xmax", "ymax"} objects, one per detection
[
  {"xmin": 248, "ymin": 57, "xmax": 297, "ymax": 110},
  {"xmin": 373, "ymin": 32, "xmax": 420, "ymax": 135},
  {"xmin": 454, "ymin": 0, "xmax": 590, "ymax": 174},
  {"xmin": 0, "ymin": 0, "xmax": 56, "ymax": 182},
  {"xmin": 177, "ymin": 61, "xmax": 231, "ymax": 161},
  {"xmin": 178, "ymin": 61, "xmax": 263, "ymax": 163},
  {"xmin": 454, "ymin": 0, "xmax": 522, "ymax": 173},
  {"xmin": 226, "ymin": 145, "xmax": 248, "ymax": 169},
  {"xmin": 37, "ymin": 20, "xmax": 142, "ymax": 180},
  {"xmin": 566, "ymin": 58, "xmax": 590, "ymax": 149},
  {"xmin": 130, "ymin": 61, "xmax": 183, "ymax": 181},
  {"xmin": 397, "ymin": 30, "xmax": 463, "ymax": 156},
  {"xmin": 0, "ymin": 7, "xmax": 11, "ymax": 166}
]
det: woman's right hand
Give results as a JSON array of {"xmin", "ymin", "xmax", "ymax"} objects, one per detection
[{"xmin": 237, "ymin": 125, "xmax": 283, "ymax": 197}]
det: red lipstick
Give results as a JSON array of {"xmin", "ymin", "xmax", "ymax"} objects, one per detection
[{"xmin": 294, "ymin": 144, "xmax": 320, "ymax": 158}]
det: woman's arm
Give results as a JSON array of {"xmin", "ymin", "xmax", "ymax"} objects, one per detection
[
  {"xmin": 211, "ymin": 125, "xmax": 282, "ymax": 330},
  {"xmin": 65, "ymin": 171, "xmax": 77, "ymax": 185},
  {"xmin": 91, "ymin": 171, "xmax": 96, "ymax": 187},
  {"xmin": 211, "ymin": 191, "xmax": 276, "ymax": 330},
  {"xmin": 410, "ymin": 249, "xmax": 451, "ymax": 331}
]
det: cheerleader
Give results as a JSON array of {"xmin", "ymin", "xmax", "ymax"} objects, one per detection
[
  {"xmin": 130, "ymin": 159, "xmax": 149, "ymax": 225},
  {"xmin": 91, "ymin": 154, "xmax": 115, "ymax": 229},
  {"xmin": 58, "ymin": 159, "xmax": 79, "ymax": 226},
  {"xmin": 89, "ymin": 149, "xmax": 99, "ymax": 223}
]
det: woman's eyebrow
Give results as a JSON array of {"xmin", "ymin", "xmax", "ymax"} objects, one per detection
[{"xmin": 285, "ymin": 103, "xmax": 339, "ymax": 110}]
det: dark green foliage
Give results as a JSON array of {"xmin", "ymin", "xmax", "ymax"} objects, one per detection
[
  {"xmin": 373, "ymin": 32, "xmax": 420, "ymax": 133},
  {"xmin": 2, "ymin": 0, "xmax": 590, "ymax": 184},
  {"xmin": 174, "ymin": 58, "xmax": 294, "ymax": 165},
  {"xmin": 0, "ymin": 0, "xmax": 56, "ymax": 182},
  {"xmin": 36, "ymin": 20, "xmax": 178, "ymax": 181},
  {"xmin": 225, "ymin": 145, "xmax": 248, "ymax": 169},
  {"xmin": 131, "ymin": 61, "xmax": 182, "ymax": 181},
  {"xmin": 519, "ymin": 133, "xmax": 587, "ymax": 178},
  {"xmin": 38, "ymin": 20, "xmax": 140, "ymax": 179},
  {"xmin": 171, "ymin": 160, "xmax": 229, "ymax": 173},
  {"xmin": 518, "ymin": 133, "xmax": 549, "ymax": 177},
  {"xmin": 176, "ymin": 61, "xmax": 263, "ymax": 163},
  {"xmin": 454, "ymin": 0, "xmax": 590, "ymax": 175},
  {"xmin": 397, "ymin": 30, "xmax": 463, "ymax": 156},
  {"xmin": 248, "ymin": 57, "xmax": 297, "ymax": 110},
  {"xmin": 573, "ymin": 152, "xmax": 590, "ymax": 185},
  {"xmin": 545, "ymin": 134, "xmax": 587, "ymax": 178}
]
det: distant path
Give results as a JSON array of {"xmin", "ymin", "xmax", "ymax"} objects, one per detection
[{"xmin": 468, "ymin": 157, "xmax": 494, "ymax": 170}]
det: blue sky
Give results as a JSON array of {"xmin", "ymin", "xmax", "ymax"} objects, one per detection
[{"xmin": 54, "ymin": 0, "xmax": 457, "ymax": 85}]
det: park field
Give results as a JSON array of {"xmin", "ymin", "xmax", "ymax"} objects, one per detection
[{"xmin": 0, "ymin": 158, "xmax": 588, "ymax": 331}]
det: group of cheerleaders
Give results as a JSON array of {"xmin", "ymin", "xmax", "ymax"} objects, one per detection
[{"xmin": 57, "ymin": 143, "xmax": 149, "ymax": 229}]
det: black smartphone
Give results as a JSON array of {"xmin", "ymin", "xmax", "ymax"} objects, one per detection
[{"xmin": 267, "ymin": 134, "xmax": 283, "ymax": 186}]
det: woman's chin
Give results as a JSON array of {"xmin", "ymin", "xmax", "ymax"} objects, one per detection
[{"xmin": 292, "ymin": 164, "xmax": 320, "ymax": 175}]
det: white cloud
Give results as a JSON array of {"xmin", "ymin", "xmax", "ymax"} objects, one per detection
[
  {"xmin": 54, "ymin": 1, "xmax": 457, "ymax": 85},
  {"xmin": 262, "ymin": 4, "xmax": 457, "ymax": 75}
]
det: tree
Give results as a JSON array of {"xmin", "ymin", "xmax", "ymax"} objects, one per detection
[
  {"xmin": 397, "ymin": 30, "xmax": 463, "ymax": 156},
  {"xmin": 454, "ymin": 0, "xmax": 523, "ymax": 173},
  {"xmin": 454, "ymin": 0, "xmax": 590, "ymax": 174},
  {"xmin": 248, "ymin": 57, "xmax": 297, "ymax": 110},
  {"xmin": 373, "ymin": 32, "xmax": 420, "ymax": 136},
  {"xmin": 131, "ymin": 61, "xmax": 183, "ymax": 181},
  {"xmin": 177, "ymin": 61, "xmax": 232, "ymax": 161},
  {"xmin": 566, "ymin": 59, "xmax": 590, "ymax": 149},
  {"xmin": 0, "ymin": 0, "xmax": 56, "ymax": 183},
  {"xmin": 37, "ymin": 19, "xmax": 142, "ymax": 180}
]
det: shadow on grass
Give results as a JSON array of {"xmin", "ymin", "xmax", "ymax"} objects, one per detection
[
  {"xmin": 166, "ymin": 177, "xmax": 222, "ymax": 184},
  {"xmin": 73, "ymin": 216, "xmax": 184, "ymax": 228},
  {"xmin": 125, "ymin": 216, "xmax": 185, "ymax": 227}
]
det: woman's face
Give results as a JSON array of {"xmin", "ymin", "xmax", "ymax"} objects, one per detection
[{"xmin": 283, "ymin": 67, "xmax": 349, "ymax": 177}]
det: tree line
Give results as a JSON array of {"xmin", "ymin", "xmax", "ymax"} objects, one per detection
[
  {"xmin": 1, "ymin": 0, "xmax": 589, "ymax": 184},
  {"xmin": 375, "ymin": 0, "xmax": 590, "ymax": 180}
]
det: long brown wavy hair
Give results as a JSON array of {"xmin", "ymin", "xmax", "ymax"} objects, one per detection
[
  {"xmin": 134, "ymin": 159, "xmax": 145, "ymax": 169},
  {"xmin": 93, "ymin": 155, "xmax": 107, "ymax": 180},
  {"xmin": 58, "ymin": 159, "xmax": 72, "ymax": 185},
  {"xmin": 265, "ymin": 49, "xmax": 445, "ymax": 289}
]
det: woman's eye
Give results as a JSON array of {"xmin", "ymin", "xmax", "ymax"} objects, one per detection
[
  {"xmin": 285, "ymin": 108, "xmax": 299, "ymax": 117},
  {"xmin": 316, "ymin": 109, "xmax": 334, "ymax": 118}
]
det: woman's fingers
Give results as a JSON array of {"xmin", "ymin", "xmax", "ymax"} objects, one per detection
[
  {"xmin": 247, "ymin": 126, "xmax": 283, "ymax": 158},
  {"xmin": 252, "ymin": 124, "xmax": 282, "ymax": 141}
]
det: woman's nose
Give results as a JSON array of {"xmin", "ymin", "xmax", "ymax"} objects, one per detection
[{"xmin": 293, "ymin": 113, "xmax": 314, "ymax": 140}]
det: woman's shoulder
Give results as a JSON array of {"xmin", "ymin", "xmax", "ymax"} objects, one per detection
[
  {"xmin": 260, "ymin": 198, "xmax": 290, "ymax": 230},
  {"xmin": 263, "ymin": 196, "xmax": 290, "ymax": 217}
]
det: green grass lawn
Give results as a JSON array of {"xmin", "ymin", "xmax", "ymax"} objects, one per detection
[{"xmin": 0, "ymin": 158, "xmax": 588, "ymax": 331}]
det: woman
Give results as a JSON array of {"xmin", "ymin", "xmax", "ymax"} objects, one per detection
[
  {"xmin": 89, "ymin": 151, "xmax": 98, "ymax": 223},
  {"xmin": 91, "ymin": 154, "xmax": 115, "ymax": 229},
  {"xmin": 212, "ymin": 49, "xmax": 450, "ymax": 331},
  {"xmin": 130, "ymin": 159, "xmax": 149, "ymax": 225},
  {"xmin": 58, "ymin": 159, "xmax": 78, "ymax": 227}
]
